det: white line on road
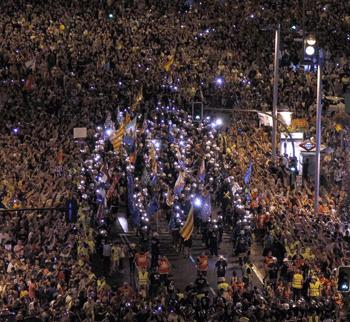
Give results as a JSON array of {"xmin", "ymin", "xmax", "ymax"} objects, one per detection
[{"xmin": 189, "ymin": 255, "xmax": 196, "ymax": 264}]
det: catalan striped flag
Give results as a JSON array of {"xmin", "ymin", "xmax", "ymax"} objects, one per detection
[
  {"xmin": 174, "ymin": 171, "xmax": 185, "ymax": 195},
  {"xmin": 163, "ymin": 54, "xmax": 175, "ymax": 72},
  {"xmin": 111, "ymin": 122, "xmax": 125, "ymax": 152},
  {"xmin": 111, "ymin": 113, "xmax": 130, "ymax": 152},
  {"xmin": 149, "ymin": 142, "xmax": 158, "ymax": 174},
  {"xmin": 131, "ymin": 88, "xmax": 143, "ymax": 112},
  {"xmin": 180, "ymin": 206, "xmax": 194, "ymax": 241}
]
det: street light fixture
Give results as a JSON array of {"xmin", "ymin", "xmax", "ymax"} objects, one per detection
[
  {"xmin": 306, "ymin": 34, "xmax": 316, "ymax": 46},
  {"xmin": 303, "ymin": 34, "xmax": 318, "ymax": 66}
]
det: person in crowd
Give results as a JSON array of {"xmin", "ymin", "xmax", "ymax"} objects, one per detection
[{"xmin": 0, "ymin": 0, "xmax": 349, "ymax": 320}]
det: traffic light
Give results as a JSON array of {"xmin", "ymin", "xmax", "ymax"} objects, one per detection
[
  {"xmin": 289, "ymin": 156, "xmax": 298, "ymax": 174},
  {"xmin": 192, "ymin": 102, "xmax": 203, "ymax": 122},
  {"xmin": 303, "ymin": 34, "xmax": 318, "ymax": 66},
  {"xmin": 338, "ymin": 266, "xmax": 350, "ymax": 293}
]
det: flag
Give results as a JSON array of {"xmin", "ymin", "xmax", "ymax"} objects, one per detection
[
  {"xmin": 163, "ymin": 54, "xmax": 175, "ymax": 72},
  {"xmin": 200, "ymin": 194, "xmax": 211, "ymax": 222},
  {"xmin": 244, "ymin": 161, "xmax": 253, "ymax": 185},
  {"xmin": 146, "ymin": 195, "xmax": 158, "ymax": 217},
  {"xmin": 131, "ymin": 88, "xmax": 143, "ymax": 112},
  {"xmin": 180, "ymin": 206, "xmax": 194, "ymax": 241},
  {"xmin": 198, "ymin": 159, "xmax": 205, "ymax": 182},
  {"xmin": 174, "ymin": 172, "xmax": 185, "ymax": 195},
  {"xmin": 149, "ymin": 142, "xmax": 158, "ymax": 174},
  {"xmin": 107, "ymin": 175, "xmax": 120, "ymax": 200},
  {"xmin": 111, "ymin": 122, "xmax": 125, "ymax": 152},
  {"xmin": 166, "ymin": 187, "xmax": 174, "ymax": 207}
]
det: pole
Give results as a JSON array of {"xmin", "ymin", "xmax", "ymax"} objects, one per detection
[
  {"xmin": 272, "ymin": 24, "xmax": 280, "ymax": 161},
  {"xmin": 302, "ymin": 0, "xmax": 305, "ymax": 39},
  {"xmin": 314, "ymin": 63, "xmax": 322, "ymax": 215}
]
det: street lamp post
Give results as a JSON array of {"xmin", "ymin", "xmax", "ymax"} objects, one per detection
[
  {"xmin": 314, "ymin": 60, "xmax": 322, "ymax": 215},
  {"xmin": 272, "ymin": 25, "xmax": 280, "ymax": 162},
  {"xmin": 303, "ymin": 33, "xmax": 323, "ymax": 215}
]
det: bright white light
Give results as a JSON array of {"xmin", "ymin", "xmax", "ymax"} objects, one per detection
[
  {"xmin": 194, "ymin": 197, "xmax": 202, "ymax": 207},
  {"xmin": 215, "ymin": 118, "xmax": 223, "ymax": 126},
  {"xmin": 152, "ymin": 139, "xmax": 161, "ymax": 149},
  {"xmin": 105, "ymin": 128, "xmax": 113, "ymax": 136},
  {"xmin": 306, "ymin": 37, "xmax": 316, "ymax": 46},
  {"xmin": 305, "ymin": 46, "xmax": 315, "ymax": 56},
  {"xmin": 291, "ymin": 25, "xmax": 296, "ymax": 30},
  {"xmin": 214, "ymin": 77, "xmax": 224, "ymax": 86},
  {"xmin": 195, "ymin": 115, "xmax": 200, "ymax": 120}
]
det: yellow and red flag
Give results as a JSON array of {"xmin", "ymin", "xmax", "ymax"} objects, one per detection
[{"xmin": 180, "ymin": 206, "xmax": 194, "ymax": 241}]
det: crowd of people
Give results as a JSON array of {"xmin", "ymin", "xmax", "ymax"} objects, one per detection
[{"xmin": 0, "ymin": 0, "xmax": 350, "ymax": 321}]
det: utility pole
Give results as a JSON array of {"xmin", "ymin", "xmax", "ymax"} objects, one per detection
[{"xmin": 272, "ymin": 24, "xmax": 280, "ymax": 161}]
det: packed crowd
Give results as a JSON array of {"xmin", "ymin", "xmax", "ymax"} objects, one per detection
[{"xmin": 0, "ymin": 0, "xmax": 350, "ymax": 321}]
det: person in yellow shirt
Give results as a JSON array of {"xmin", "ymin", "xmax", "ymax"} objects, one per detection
[
  {"xmin": 308, "ymin": 276, "xmax": 321, "ymax": 298},
  {"xmin": 138, "ymin": 267, "xmax": 149, "ymax": 298},
  {"xmin": 292, "ymin": 269, "xmax": 304, "ymax": 300}
]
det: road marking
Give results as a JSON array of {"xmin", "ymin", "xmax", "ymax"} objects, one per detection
[
  {"xmin": 189, "ymin": 255, "xmax": 196, "ymax": 264},
  {"xmin": 209, "ymin": 287, "xmax": 216, "ymax": 296}
]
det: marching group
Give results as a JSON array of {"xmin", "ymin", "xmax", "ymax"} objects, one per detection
[{"xmin": 0, "ymin": 0, "xmax": 350, "ymax": 321}]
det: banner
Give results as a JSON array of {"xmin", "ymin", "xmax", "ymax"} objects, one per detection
[{"xmin": 73, "ymin": 128, "xmax": 87, "ymax": 139}]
